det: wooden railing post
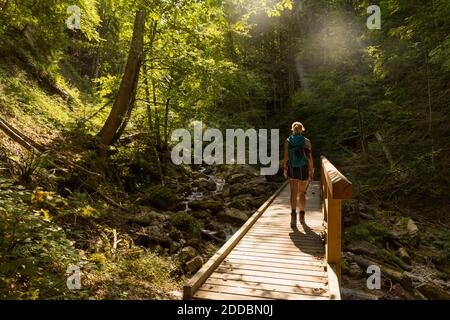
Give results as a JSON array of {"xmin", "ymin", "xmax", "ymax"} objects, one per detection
[
  {"xmin": 321, "ymin": 165, "xmax": 328, "ymax": 223},
  {"xmin": 320, "ymin": 156, "xmax": 352, "ymax": 297},
  {"xmin": 326, "ymin": 194, "xmax": 342, "ymax": 281}
]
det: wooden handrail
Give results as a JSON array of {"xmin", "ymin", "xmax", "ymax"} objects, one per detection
[{"xmin": 320, "ymin": 156, "xmax": 352, "ymax": 298}]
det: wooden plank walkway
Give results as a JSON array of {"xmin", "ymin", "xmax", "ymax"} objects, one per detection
[{"xmin": 192, "ymin": 181, "xmax": 329, "ymax": 300}]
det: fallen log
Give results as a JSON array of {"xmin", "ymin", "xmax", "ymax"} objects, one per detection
[
  {"xmin": 341, "ymin": 287, "xmax": 379, "ymax": 300},
  {"xmin": 352, "ymin": 254, "xmax": 413, "ymax": 290},
  {"xmin": 0, "ymin": 118, "xmax": 42, "ymax": 152}
]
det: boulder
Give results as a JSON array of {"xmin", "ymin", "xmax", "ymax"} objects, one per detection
[
  {"xmin": 226, "ymin": 165, "xmax": 259, "ymax": 178},
  {"xmin": 229, "ymin": 183, "xmax": 252, "ymax": 196},
  {"xmin": 219, "ymin": 208, "xmax": 248, "ymax": 222},
  {"xmin": 397, "ymin": 247, "xmax": 411, "ymax": 264},
  {"xmin": 249, "ymin": 176, "xmax": 267, "ymax": 184},
  {"xmin": 189, "ymin": 199, "xmax": 224, "ymax": 212},
  {"xmin": 190, "ymin": 210, "xmax": 211, "ymax": 219},
  {"xmin": 179, "ymin": 246, "xmax": 198, "ymax": 263},
  {"xmin": 347, "ymin": 262, "xmax": 363, "ymax": 278},
  {"xmin": 169, "ymin": 229, "xmax": 183, "ymax": 241},
  {"xmin": 135, "ymin": 225, "xmax": 172, "ymax": 248},
  {"xmin": 407, "ymin": 219, "xmax": 419, "ymax": 235},
  {"xmin": 247, "ymin": 196, "xmax": 267, "ymax": 209},
  {"xmin": 185, "ymin": 256, "xmax": 204, "ymax": 273},
  {"xmin": 228, "ymin": 173, "xmax": 249, "ymax": 184},
  {"xmin": 191, "ymin": 171, "xmax": 208, "ymax": 180},
  {"xmin": 170, "ymin": 212, "xmax": 202, "ymax": 240},
  {"xmin": 247, "ymin": 183, "xmax": 272, "ymax": 196},
  {"xmin": 140, "ymin": 185, "xmax": 180, "ymax": 210},
  {"xmin": 347, "ymin": 241, "xmax": 379, "ymax": 256},
  {"xmin": 169, "ymin": 241, "xmax": 181, "ymax": 254},
  {"xmin": 222, "ymin": 185, "xmax": 231, "ymax": 197},
  {"xmin": 192, "ymin": 177, "xmax": 216, "ymax": 191},
  {"xmin": 388, "ymin": 218, "xmax": 420, "ymax": 245},
  {"xmin": 228, "ymin": 195, "xmax": 253, "ymax": 210},
  {"xmin": 126, "ymin": 210, "xmax": 168, "ymax": 226},
  {"xmin": 167, "ymin": 291, "xmax": 183, "ymax": 299}
]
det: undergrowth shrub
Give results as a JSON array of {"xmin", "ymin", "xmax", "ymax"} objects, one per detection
[{"xmin": 0, "ymin": 184, "xmax": 83, "ymax": 299}]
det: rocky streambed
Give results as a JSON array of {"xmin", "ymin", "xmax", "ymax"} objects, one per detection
[{"xmin": 121, "ymin": 164, "xmax": 283, "ymax": 276}]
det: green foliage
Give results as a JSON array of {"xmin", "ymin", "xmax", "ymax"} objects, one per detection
[
  {"xmin": 170, "ymin": 212, "xmax": 202, "ymax": 240},
  {"xmin": 0, "ymin": 0, "xmax": 99, "ymax": 53},
  {"xmin": 0, "ymin": 184, "xmax": 82, "ymax": 299},
  {"xmin": 83, "ymin": 249, "xmax": 180, "ymax": 299}
]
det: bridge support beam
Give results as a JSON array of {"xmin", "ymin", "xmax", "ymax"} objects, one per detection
[
  {"xmin": 326, "ymin": 195, "xmax": 342, "ymax": 281},
  {"xmin": 321, "ymin": 156, "xmax": 352, "ymax": 294}
]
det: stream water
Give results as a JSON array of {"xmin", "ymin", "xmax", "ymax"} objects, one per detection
[
  {"xmin": 182, "ymin": 167, "xmax": 225, "ymax": 212},
  {"xmin": 182, "ymin": 166, "xmax": 235, "ymax": 240}
]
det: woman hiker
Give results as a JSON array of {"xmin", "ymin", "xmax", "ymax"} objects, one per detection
[{"xmin": 283, "ymin": 122, "xmax": 315, "ymax": 227}]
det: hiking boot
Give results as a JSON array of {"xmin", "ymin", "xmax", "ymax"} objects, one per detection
[
  {"xmin": 299, "ymin": 210, "xmax": 305, "ymax": 223},
  {"xmin": 290, "ymin": 210, "xmax": 297, "ymax": 227}
]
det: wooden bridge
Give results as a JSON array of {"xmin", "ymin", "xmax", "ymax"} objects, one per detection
[{"xmin": 184, "ymin": 156, "xmax": 352, "ymax": 300}]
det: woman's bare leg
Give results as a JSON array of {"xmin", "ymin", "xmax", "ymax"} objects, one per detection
[
  {"xmin": 289, "ymin": 179, "xmax": 299, "ymax": 210},
  {"xmin": 297, "ymin": 181, "xmax": 308, "ymax": 220}
]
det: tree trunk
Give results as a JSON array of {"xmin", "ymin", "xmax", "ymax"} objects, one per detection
[
  {"xmin": 143, "ymin": 20, "xmax": 158, "ymax": 132},
  {"xmin": 98, "ymin": 10, "xmax": 145, "ymax": 148},
  {"xmin": 426, "ymin": 55, "xmax": 435, "ymax": 169},
  {"xmin": 110, "ymin": 80, "xmax": 139, "ymax": 145},
  {"xmin": 375, "ymin": 131, "xmax": 395, "ymax": 170},
  {"xmin": 163, "ymin": 98, "xmax": 170, "ymax": 151},
  {"xmin": 357, "ymin": 103, "xmax": 368, "ymax": 155},
  {"xmin": 152, "ymin": 77, "xmax": 161, "ymax": 148},
  {"xmin": 143, "ymin": 63, "xmax": 153, "ymax": 131},
  {"xmin": 0, "ymin": 118, "xmax": 43, "ymax": 152}
]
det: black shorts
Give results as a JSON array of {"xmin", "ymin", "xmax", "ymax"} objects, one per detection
[{"xmin": 288, "ymin": 166, "xmax": 309, "ymax": 181}]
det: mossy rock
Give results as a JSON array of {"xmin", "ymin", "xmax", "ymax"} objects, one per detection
[
  {"xmin": 189, "ymin": 199, "xmax": 223, "ymax": 212},
  {"xmin": 170, "ymin": 212, "xmax": 202, "ymax": 240},
  {"xmin": 229, "ymin": 183, "xmax": 252, "ymax": 196},
  {"xmin": 345, "ymin": 221, "xmax": 389, "ymax": 246},
  {"xmin": 141, "ymin": 185, "xmax": 180, "ymax": 210},
  {"xmin": 388, "ymin": 218, "xmax": 419, "ymax": 240},
  {"xmin": 190, "ymin": 210, "xmax": 211, "ymax": 219},
  {"xmin": 126, "ymin": 210, "xmax": 167, "ymax": 226}
]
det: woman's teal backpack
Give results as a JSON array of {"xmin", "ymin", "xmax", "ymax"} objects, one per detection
[{"xmin": 288, "ymin": 135, "xmax": 308, "ymax": 168}]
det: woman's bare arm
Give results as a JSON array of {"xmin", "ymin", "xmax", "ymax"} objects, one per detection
[
  {"xmin": 284, "ymin": 140, "xmax": 288, "ymax": 164},
  {"xmin": 308, "ymin": 145, "xmax": 314, "ymax": 180},
  {"xmin": 283, "ymin": 140, "xmax": 288, "ymax": 179}
]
